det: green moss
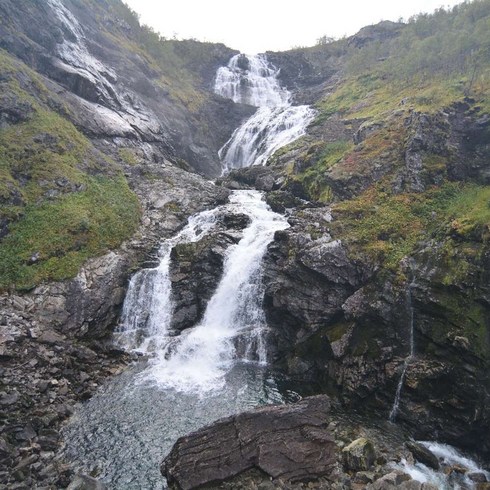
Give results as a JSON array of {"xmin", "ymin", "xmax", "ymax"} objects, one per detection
[
  {"xmin": 0, "ymin": 176, "xmax": 140, "ymax": 290},
  {"xmin": 289, "ymin": 140, "xmax": 352, "ymax": 202},
  {"xmin": 426, "ymin": 289, "xmax": 489, "ymax": 361},
  {"xmin": 0, "ymin": 49, "xmax": 141, "ymax": 291},
  {"xmin": 326, "ymin": 322, "xmax": 351, "ymax": 343}
]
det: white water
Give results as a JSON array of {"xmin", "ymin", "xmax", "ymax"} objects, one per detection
[
  {"xmin": 47, "ymin": 0, "xmax": 118, "ymax": 99},
  {"xmin": 215, "ymin": 54, "xmax": 315, "ymax": 171},
  {"xmin": 396, "ymin": 441, "xmax": 490, "ymax": 489},
  {"xmin": 389, "ymin": 279, "xmax": 416, "ymax": 422},
  {"xmin": 114, "ymin": 208, "xmax": 220, "ymax": 353},
  {"xmin": 116, "ymin": 190, "xmax": 289, "ymax": 393},
  {"xmin": 145, "ymin": 191, "xmax": 289, "ymax": 392}
]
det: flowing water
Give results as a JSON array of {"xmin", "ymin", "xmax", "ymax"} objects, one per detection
[
  {"xmin": 215, "ymin": 54, "xmax": 315, "ymax": 171},
  {"xmin": 396, "ymin": 441, "xmax": 490, "ymax": 489},
  {"xmin": 62, "ymin": 189, "xmax": 292, "ymax": 488},
  {"xmin": 389, "ymin": 278, "xmax": 416, "ymax": 422}
]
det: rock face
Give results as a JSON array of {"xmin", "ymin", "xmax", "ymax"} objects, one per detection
[
  {"xmin": 162, "ymin": 395, "xmax": 337, "ymax": 489},
  {"xmin": 0, "ymin": 0, "xmax": 250, "ymax": 178}
]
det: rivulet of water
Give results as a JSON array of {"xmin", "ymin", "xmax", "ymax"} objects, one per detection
[{"xmin": 389, "ymin": 278, "xmax": 416, "ymax": 422}]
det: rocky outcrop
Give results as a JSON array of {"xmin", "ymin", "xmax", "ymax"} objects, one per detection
[
  {"xmin": 260, "ymin": 194, "xmax": 490, "ymax": 457},
  {"xmin": 262, "ymin": 207, "xmax": 374, "ymax": 374}
]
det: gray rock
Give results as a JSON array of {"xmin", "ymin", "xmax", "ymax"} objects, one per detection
[
  {"xmin": 469, "ymin": 472, "xmax": 488, "ymax": 483},
  {"xmin": 406, "ymin": 441, "xmax": 439, "ymax": 470},
  {"xmin": 367, "ymin": 471, "xmax": 411, "ymax": 489},
  {"xmin": 162, "ymin": 395, "xmax": 337, "ymax": 489}
]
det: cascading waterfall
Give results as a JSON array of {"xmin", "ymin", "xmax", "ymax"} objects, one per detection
[
  {"xmin": 114, "ymin": 208, "xmax": 220, "ymax": 353},
  {"xmin": 389, "ymin": 278, "xmax": 416, "ymax": 422},
  {"xmin": 115, "ymin": 191, "xmax": 289, "ymax": 393},
  {"xmin": 215, "ymin": 54, "xmax": 315, "ymax": 171}
]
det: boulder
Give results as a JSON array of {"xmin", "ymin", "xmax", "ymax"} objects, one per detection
[
  {"xmin": 405, "ymin": 441, "xmax": 439, "ymax": 470},
  {"xmin": 469, "ymin": 472, "xmax": 488, "ymax": 483},
  {"xmin": 342, "ymin": 437, "xmax": 376, "ymax": 472},
  {"xmin": 162, "ymin": 395, "xmax": 337, "ymax": 489}
]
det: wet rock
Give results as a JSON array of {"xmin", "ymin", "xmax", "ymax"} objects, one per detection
[
  {"xmin": 162, "ymin": 395, "xmax": 337, "ymax": 489},
  {"xmin": 170, "ymin": 232, "xmax": 236, "ymax": 331},
  {"xmin": 405, "ymin": 441, "xmax": 439, "ymax": 470},
  {"xmin": 342, "ymin": 437, "xmax": 376, "ymax": 472},
  {"xmin": 469, "ymin": 472, "xmax": 488, "ymax": 483}
]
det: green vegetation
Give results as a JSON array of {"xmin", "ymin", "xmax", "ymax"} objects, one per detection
[
  {"xmin": 0, "ymin": 176, "xmax": 139, "ymax": 290},
  {"xmin": 0, "ymin": 50, "xmax": 140, "ymax": 291},
  {"xmin": 331, "ymin": 182, "xmax": 490, "ymax": 270},
  {"xmin": 314, "ymin": 1, "xmax": 489, "ymax": 121},
  {"xmin": 288, "ymin": 141, "xmax": 353, "ymax": 202}
]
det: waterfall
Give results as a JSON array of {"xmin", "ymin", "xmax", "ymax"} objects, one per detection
[
  {"xmin": 389, "ymin": 278, "xmax": 416, "ymax": 422},
  {"xmin": 116, "ymin": 191, "xmax": 289, "ymax": 393},
  {"xmin": 215, "ymin": 54, "xmax": 315, "ymax": 171},
  {"xmin": 144, "ymin": 191, "xmax": 289, "ymax": 392},
  {"xmin": 114, "ymin": 208, "xmax": 220, "ymax": 352}
]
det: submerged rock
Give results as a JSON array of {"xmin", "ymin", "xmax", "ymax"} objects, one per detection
[{"xmin": 67, "ymin": 474, "xmax": 107, "ymax": 490}]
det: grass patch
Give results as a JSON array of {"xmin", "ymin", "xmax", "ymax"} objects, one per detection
[
  {"xmin": 0, "ymin": 49, "xmax": 141, "ymax": 290},
  {"xmin": 288, "ymin": 140, "xmax": 353, "ymax": 201},
  {"xmin": 0, "ymin": 176, "xmax": 140, "ymax": 290}
]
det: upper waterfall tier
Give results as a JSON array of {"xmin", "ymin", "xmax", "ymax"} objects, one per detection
[
  {"xmin": 214, "ymin": 54, "xmax": 289, "ymax": 107},
  {"xmin": 214, "ymin": 54, "xmax": 315, "ymax": 171}
]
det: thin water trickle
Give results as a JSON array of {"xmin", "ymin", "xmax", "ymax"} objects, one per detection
[
  {"xmin": 215, "ymin": 54, "xmax": 315, "ymax": 171},
  {"xmin": 389, "ymin": 278, "xmax": 416, "ymax": 422}
]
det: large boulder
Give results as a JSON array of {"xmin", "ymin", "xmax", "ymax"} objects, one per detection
[
  {"xmin": 162, "ymin": 395, "xmax": 337, "ymax": 489},
  {"xmin": 342, "ymin": 437, "xmax": 376, "ymax": 472}
]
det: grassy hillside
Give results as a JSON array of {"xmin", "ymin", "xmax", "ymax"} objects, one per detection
[
  {"xmin": 0, "ymin": 50, "xmax": 140, "ymax": 291},
  {"xmin": 277, "ymin": 0, "xmax": 490, "ymax": 273}
]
